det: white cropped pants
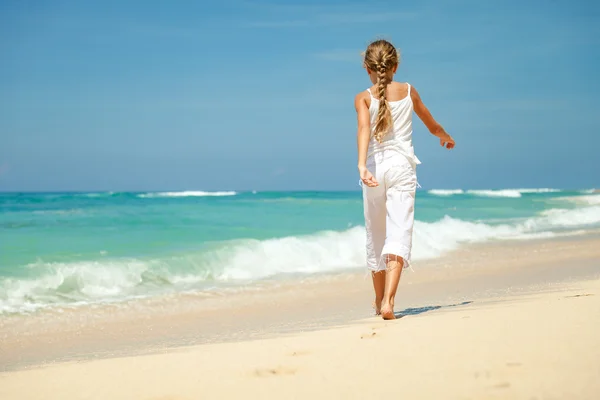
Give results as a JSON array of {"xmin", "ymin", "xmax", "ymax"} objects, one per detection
[{"xmin": 361, "ymin": 152, "xmax": 417, "ymax": 272}]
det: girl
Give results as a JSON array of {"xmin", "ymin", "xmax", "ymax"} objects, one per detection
[{"xmin": 355, "ymin": 39, "xmax": 455, "ymax": 320}]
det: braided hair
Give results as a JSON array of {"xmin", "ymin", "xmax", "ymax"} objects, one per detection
[{"xmin": 363, "ymin": 40, "xmax": 400, "ymax": 143}]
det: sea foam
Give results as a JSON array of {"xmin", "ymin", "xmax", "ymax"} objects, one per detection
[
  {"xmin": 2, "ymin": 203, "xmax": 599, "ymax": 314},
  {"xmin": 427, "ymin": 188, "xmax": 563, "ymax": 198},
  {"xmin": 427, "ymin": 189, "xmax": 465, "ymax": 196},
  {"xmin": 139, "ymin": 191, "xmax": 237, "ymax": 198}
]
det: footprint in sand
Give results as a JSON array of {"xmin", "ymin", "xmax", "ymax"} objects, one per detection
[
  {"xmin": 254, "ymin": 366, "xmax": 297, "ymax": 377},
  {"xmin": 360, "ymin": 332, "xmax": 378, "ymax": 339},
  {"xmin": 565, "ymin": 293, "xmax": 594, "ymax": 298},
  {"xmin": 371, "ymin": 324, "xmax": 388, "ymax": 330},
  {"xmin": 290, "ymin": 350, "xmax": 311, "ymax": 357}
]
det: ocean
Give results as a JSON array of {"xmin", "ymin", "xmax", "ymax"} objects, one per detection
[{"xmin": 1, "ymin": 189, "xmax": 599, "ymax": 314}]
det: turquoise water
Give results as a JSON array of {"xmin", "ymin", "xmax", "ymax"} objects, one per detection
[{"xmin": 1, "ymin": 189, "xmax": 599, "ymax": 313}]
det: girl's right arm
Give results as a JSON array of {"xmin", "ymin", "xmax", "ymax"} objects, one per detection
[
  {"xmin": 411, "ymin": 86, "xmax": 455, "ymax": 149},
  {"xmin": 355, "ymin": 92, "xmax": 379, "ymax": 187}
]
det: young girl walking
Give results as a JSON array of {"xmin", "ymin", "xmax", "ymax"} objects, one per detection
[{"xmin": 355, "ymin": 39, "xmax": 455, "ymax": 320}]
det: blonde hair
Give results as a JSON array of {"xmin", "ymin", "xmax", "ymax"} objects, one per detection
[{"xmin": 362, "ymin": 40, "xmax": 400, "ymax": 143}]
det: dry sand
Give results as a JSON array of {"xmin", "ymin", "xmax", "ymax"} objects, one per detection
[{"xmin": 1, "ymin": 237, "xmax": 599, "ymax": 399}]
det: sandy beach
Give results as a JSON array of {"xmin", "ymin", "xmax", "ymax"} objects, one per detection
[
  {"xmin": 1, "ymin": 236, "xmax": 599, "ymax": 399},
  {"xmin": 2, "ymin": 0, "xmax": 597, "ymax": 397}
]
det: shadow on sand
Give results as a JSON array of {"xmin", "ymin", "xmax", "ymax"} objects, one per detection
[{"xmin": 396, "ymin": 301, "xmax": 473, "ymax": 318}]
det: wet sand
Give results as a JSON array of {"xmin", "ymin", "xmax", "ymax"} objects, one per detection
[{"xmin": 1, "ymin": 236, "xmax": 599, "ymax": 399}]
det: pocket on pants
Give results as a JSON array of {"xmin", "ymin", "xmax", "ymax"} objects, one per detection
[{"xmin": 384, "ymin": 163, "xmax": 417, "ymax": 192}]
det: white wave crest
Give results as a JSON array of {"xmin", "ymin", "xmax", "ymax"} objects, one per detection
[
  {"xmin": 80, "ymin": 192, "xmax": 117, "ymax": 198},
  {"xmin": 467, "ymin": 189, "xmax": 522, "ymax": 198},
  {"xmin": 536, "ymin": 206, "xmax": 600, "ymax": 228},
  {"xmin": 515, "ymin": 188, "xmax": 562, "ymax": 193},
  {"xmin": 139, "ymin": 191, "xmax": 237, "ymax": 198},
  {"xmin": 429, "ymin": 188, "xmax": 562, "ymax": 197},
  {"xmin": 3, "ymin": 202, "xmax": 599, "ymax": 314},
  {"xmin": 556, "ymin": 194, "xmax": 600, "ymax": 207},
  {"xmin": 574, "ymin": 195, "xmax": 600, "ymax": 206},
  {"xmin": 0, "ymin": 260, "xmax": 151, "ymax": 313},
  {"xmin": 428, "ymin": 189, "xmax": 464, "ymax": 196}
]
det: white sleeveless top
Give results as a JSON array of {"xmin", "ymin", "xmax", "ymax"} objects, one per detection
[{"xmin": 366, "ymin": 83, "xmax": 421, "ymax": 169}]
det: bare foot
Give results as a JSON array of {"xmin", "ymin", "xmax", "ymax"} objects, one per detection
[
  {"xmin": 380, "ymin": 303, "xmax": 395, "ymax": 320},
  {"xmin": 373, "ymin": 299, "xmax": 383, "ymax": 316}
]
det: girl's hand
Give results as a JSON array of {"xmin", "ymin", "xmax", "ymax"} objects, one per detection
[
  {"xmin": 359, "ymin": 166, "xmax": 379, "ymax": 187},
  {"xmin": 440, "ymin": 134, "xmax": 455, "ymax": 149},
  {"xmin": 410, "ymin": 85, "xmax": 456, "ymax": 150}
]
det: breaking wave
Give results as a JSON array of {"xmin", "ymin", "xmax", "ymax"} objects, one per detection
[
  {"xmin": 2, "ymin": 203, "xmax": 599, "ymax": 314},
  {"xmin": 138, "ymin": 191, "xmax": 237, "ymax": 198},
  {"xmin": 428, "ymin": 188, "xmax": 563, "ymax": 198}
]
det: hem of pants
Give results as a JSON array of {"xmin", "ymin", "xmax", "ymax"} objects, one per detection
[{"xmin": 366, "ymin": 243, "xmax": 412, "ymax": 272}]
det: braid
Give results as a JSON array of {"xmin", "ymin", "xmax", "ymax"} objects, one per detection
[
  {"xmin": 374, "ymin": 57, "xmax": 392, "ymax": 143},
  {"xmin": 363, "ymin": 40, "xmax": 400, "ymax": 143}
]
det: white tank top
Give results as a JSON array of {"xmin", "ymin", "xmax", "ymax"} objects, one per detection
[{"xmin": 366, "ymin": 83, "xmax": 421, "ymax": 169}]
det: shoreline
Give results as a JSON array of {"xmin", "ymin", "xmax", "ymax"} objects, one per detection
[
  {"xmin": 1, "ymin": 234, "xmax": 599, "ymax": 372},
  {"xmin": 0, "ymin": 252, "xmax": 598, "ymax": 399}
]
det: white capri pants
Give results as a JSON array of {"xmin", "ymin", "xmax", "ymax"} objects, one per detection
[{"xmin": 362, "ymin": 152, "xmax": 417, "ymax": 272}]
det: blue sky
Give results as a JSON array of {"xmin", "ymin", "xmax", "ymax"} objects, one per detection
[{"xmin": 1, "ymin": 0, "xmax": 598, "ymax": 192}]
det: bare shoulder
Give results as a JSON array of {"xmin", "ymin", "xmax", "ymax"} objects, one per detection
[
  {"xmin": 409, "ymin": 83, "xmax": 422, "ymax": 102},
  {"xmin": 355, "ymin": 90, "xmax": 369, "ymax": 102},
  {"xmin": 354, "ymin": 90, "xmax": 370, "ymax": 109}
]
